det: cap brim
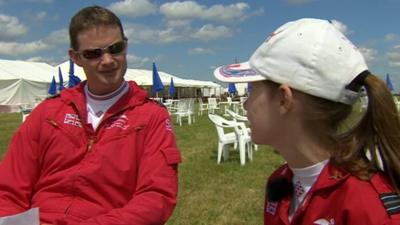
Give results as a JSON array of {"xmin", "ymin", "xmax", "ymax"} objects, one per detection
[{"xmin": 213, "ymin": 62, "xmax": 266, "ymax": 83}]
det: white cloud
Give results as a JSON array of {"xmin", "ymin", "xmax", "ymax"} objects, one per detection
[
  {"xmin": 24, "ymin": 10, "xmax": 48, "ymax": 23},
  {"xmin": 165, "ymin": 19, "xmax": 192, "ymax": 29},
  {"xmin": 158, "ymin": 27, "xmax": 186, "ymax": 43},
  {"xmin": 188, "ymin": 47, "xmax": 213, "ymax": 55},
  {"xmin": 125, "ymin": 23, "xmax": 186, "ymax": 44},
  {"xmin": 385, "ymin": 33, "xmax": 400, "ymax": 42},
  {"xmin": 160, "ymin": 1, "xmax": 204, "ymax": 20},
  {"xmin": 26, "ymin": 56, "xmax": 59, "ymax": 66},
  {"xmin": 0, "ymin": 14, "xmax": 28, "ymax": 41},
  {"xmin": 387, "ymin": 45, "xmax": 400, "ymax": 67},
  {"xmin": 125, "ymin": 22, "xmax": 233, "ymax": 44},
  {"xmin": 0, "ymin": 28, "xmax": 68, "ymax": 57},
  {"xmin": 33, "ymin": 11, "xmax": 47, "ymax": 22},
  {"xmin": 43, "ymin": 29, "xmax": 69, "ymax": 45},
  {"xmin": 127, "ymin": 53, "xmax": 150, "ymax": 68},
  {"xmin": 287, "ymin": 0, "xmax": 316, "ymax": 5},
  {"xmin": 124, "ymin": 24, "xmax": 160, "ymax": 43},
  {"xmin": 191, "ymin": 24, "xmax": 232, "ymax": 41},
  {"xmin": 108, "ymin": 0, "xmax": 157, "ymax": 17},
  {"xmin": 359, "ymin": 46, "xmax": 377, "ymax": 62},
  {"xmin": 330, "ymin": 19, "xmax": 350, "ymax": 35},
  {"xmin": 203, "ymin": 3, "xmax": 250, "ymax": 21},
  {"xmin": 0, "ymin": 41, "xmax": 50, "ymax": 56},
  {"xmin": 160, "ymin": 1, "xmax": 251, "ymax": 22}
]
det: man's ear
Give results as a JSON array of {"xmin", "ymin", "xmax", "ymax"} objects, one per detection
[
  {"xmin": 68, "ymin": 48, "xmax": 82, "ymax": 67},
  {"xmin": 278, "ymin": 84, "xmax": 294, "ymax": 114}
]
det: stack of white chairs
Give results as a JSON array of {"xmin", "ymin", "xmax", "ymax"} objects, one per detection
[
  {"xmin": 226, "ymin": 109, "xmax": 258, "ymax": 151},
  {"xmin": 222, "ymin": 97, "xmax": 233, "ymax": 116},
  {"xmin": 165, "ymin": 99, "xmax": 179, "ymax": 114},
  {"xmin": 208, "ymin": 114, "xmax": 253, "ymax": 166}
]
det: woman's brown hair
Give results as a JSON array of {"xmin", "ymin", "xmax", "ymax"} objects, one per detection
[{"xmin": 298, "ymin": 73, "xmax": 400, "ymax": 193}]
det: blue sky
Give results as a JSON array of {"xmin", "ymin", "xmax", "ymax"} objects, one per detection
[{"xmin": 0, "ymin": 0, "xmax": 399, "ymax": 90}]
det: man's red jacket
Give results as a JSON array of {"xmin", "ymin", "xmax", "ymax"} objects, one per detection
[
  {"xmin": 264, "ymin": 162, "xmax": 400, "ymax": 225},
  {"xmin": 0, "ymin": 81, "xmax": 181, "ymax": 225}
]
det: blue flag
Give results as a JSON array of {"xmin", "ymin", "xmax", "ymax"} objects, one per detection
[
  {"xmin": 152, "ymin": 62, "xmax": 164, "ymax": 93},
  {"xmin": 228, "ymin": 83, "xmax": 237, "ymax": 94},
  {"xmin": 386, "ymin": 73, "xmax": 394, "ymax": 91},
  {"xmin": 169, "ymin": 77, "xmax": 176, "ymax": 96},
  {"xmin": 58, "ymin": 67, "xmax": 65, "ymax": 91},
  {"xmin": 68, "ymin": 59, "xmax": 81, "ymax": 88},
  {"xmin": 69, "ymin": 58, "xmax": 74, "ymax": 76},
  {"xmin": 48, "ymin": 76, "xmax": 57, "ymax": 96}
]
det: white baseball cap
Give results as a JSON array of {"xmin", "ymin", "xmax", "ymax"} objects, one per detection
[{"xmin": 214, "ymin": 18, "xmax": 368, "ymax": 105}]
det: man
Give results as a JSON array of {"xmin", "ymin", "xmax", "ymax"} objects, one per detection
[{"xmin": 0, "ymin": 6, "xmax": 181, "ymax": 225}]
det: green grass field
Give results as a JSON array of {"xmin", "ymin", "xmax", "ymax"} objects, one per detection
[{"xmin": 0, "ymin": 111, "xmax": 284, "ymax": 224}]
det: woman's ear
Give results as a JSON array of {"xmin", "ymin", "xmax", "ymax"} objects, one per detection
[{"xmin": 278, "ymin": 84, "xmax": 294, "ymax": 114}]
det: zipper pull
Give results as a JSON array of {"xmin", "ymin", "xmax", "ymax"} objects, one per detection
[{"xmin": 87, "ymin": 137, "xmax": 95, "ymax": 152}]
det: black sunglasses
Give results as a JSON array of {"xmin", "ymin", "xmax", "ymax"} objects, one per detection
[{"xmin": 76, "ymin": 38, "xmax": 127, "ymax": 60}]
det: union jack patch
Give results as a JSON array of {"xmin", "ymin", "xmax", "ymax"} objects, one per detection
[
  {"xmin": 64, "ymin": 113, "xmax": 82, "ymax": 127},
  {"xmin": 266, "ymin": 201, "xmax": 278, "ymax": 215}
]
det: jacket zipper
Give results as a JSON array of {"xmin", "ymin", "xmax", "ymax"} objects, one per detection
[
  {"xmin": 87, "ymin": 136, "xmax": 95, "ymax": 152},
  {"xmin": 68, "ymin": 101, "xmax": 133, "ymax": 153}
]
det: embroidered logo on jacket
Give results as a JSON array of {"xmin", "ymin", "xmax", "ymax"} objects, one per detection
[
  {"xmin": 165, "ymin": 118, "xmax": 172, "ymax": 131},
  {"xmin": 105, "ymin": 114, "xmax": 130, "ymax": 130},
  {"xmin": 314, "ymin": 218, "xmax": 335, "ymax": 225},
  {"xmin": 266, "ymin": 201, "xmax": 278, "ymax": 215},
  {"xmin": 64, "ymin": 114, "xmax": 82, "ymax": 127}
]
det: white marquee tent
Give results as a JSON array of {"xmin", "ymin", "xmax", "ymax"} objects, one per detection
[
  {"xmin": 56, "ymin": 60, "xmax": 222, "ymax": 97},
  {"xmin": 56, "ymin": 60, "xmax": 221, "ymax": 88},
  {"xmin": 0, "ymin": 59, "xmax": 222, "ymax": 111},
  {"xmin": 0, "ymin": 59, "xmax": 56, "ymax": 107}
]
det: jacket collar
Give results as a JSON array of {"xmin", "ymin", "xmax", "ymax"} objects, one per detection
[
  {"xmin": 312, "ymin": 161, "xmax": 350, "ymax": 192},
  {"xmin": 59, "ymin": 80, "xmax": 148, "ymax": 122},
  {"xmin": 270, "ymin": 161, "xmax": 350, "ymax": 196}
]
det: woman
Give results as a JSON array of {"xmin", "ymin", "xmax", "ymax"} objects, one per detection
[{"xmin": 214, "ymin": 18, "xmax": 400, "ymax": 225}]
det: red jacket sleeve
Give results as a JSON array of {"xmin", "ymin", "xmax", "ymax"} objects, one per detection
[
  {"xmin": 75, "ymin": 107, "xmax": 181, "ymax": 225},
  {"xmin": 0, "ymin": 106, "xmax": 42, "ymax": 216}
]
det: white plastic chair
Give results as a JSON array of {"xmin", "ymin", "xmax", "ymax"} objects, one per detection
[
  {"xmin": 208, "ymin": 114, "xmax": 253, "ymax": 165},
  {"xmin": 239, "ymin": 97, "xmax": 248, "ymax": 115},
  {"xmin": 175, "ymin": 98, "xmax": 195, "ymax": 126},
  {"xmin": 165, "ymin": 99, "xmax": 178, "ymax": 114},
  {"xmin": 226, "ymin": 109, "xmax": 247, "ymax": 122},
  {"xmin": 394, "ymin": 96, "xmax": 400, "ymax": 112},
  {"xmin": 198, "ymin": 98, "xmax": 209, "ymax": 116},
  {"xmin": 226, "ymin": 109, "xmax": 258, "ymax": 151},
  {"xmin": 19, "ymin": 104, "xmax": 33, "ymax": 122},
  {"xmin": 207, "ymin": 98, "xmax": 220, "ymax": 114},
  {"xmin": 222, "ymin": 97, "xmax": 233, "ymax": 116}
]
